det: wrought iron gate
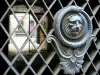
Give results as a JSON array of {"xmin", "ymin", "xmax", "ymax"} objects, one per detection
[{"xmin": 0, "ymin": 0, "xmax": 100, "ymax": 75}]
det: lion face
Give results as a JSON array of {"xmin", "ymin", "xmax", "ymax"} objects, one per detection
[{"xmin": 62, "ymin": 14, "xmax": 84, "ymax": 39}]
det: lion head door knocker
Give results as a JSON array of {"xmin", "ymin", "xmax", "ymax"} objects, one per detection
[{"xmin": 46, "ymin": 6, "xmax": 94, "ymax": 75}]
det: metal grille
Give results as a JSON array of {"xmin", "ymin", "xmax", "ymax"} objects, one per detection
[{"xmin": 0, "ymin": 0, "xmax": 100, "ymax": 75}]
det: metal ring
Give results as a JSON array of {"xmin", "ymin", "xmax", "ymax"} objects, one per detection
[{"xmin": 54, "ymin": 6, "xmax": 93, "ymax": 48}]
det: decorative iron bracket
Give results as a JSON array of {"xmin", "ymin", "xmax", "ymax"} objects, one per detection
[{"xmin": 46, "ymin": 6, "xmax": 94, "ymax": 75}]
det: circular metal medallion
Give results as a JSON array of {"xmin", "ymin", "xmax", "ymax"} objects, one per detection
[
  {"xmin": 61, "ymin": 13, "xmax": 85, "ymax": 39},
  {"xmin": 54, "ymin": 6, "xmax": 93, "ymax": 48}
]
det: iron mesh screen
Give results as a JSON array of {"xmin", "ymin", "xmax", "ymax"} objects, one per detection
[{"xmin": 0, "ymin": 0, "xmax": 100, "ymax": 75}]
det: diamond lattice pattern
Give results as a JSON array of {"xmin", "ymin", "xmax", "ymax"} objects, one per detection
[{"xmin": 0, "ymin": 0, "xmax": 100, "ymax": 75}]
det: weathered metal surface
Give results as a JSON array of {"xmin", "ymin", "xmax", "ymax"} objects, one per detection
[
  {"xmin": 0, "ymin": 0, "xmax": 100, "ymax": 75},
  {"xmin": 46, "ymin": 6, "xmax": 93, "ymax": 74}
]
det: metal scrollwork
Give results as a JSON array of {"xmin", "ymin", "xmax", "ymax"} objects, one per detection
[{"xmin": 46, "ymin": 6, "xmax": 93, "ymax": 75}]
